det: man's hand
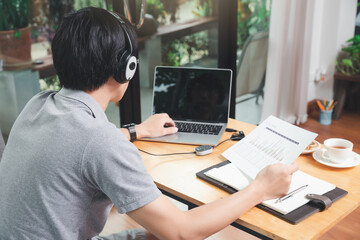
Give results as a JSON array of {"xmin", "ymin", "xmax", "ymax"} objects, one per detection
[
  {"xmin": 252, "ymin": 162, "xmax": 299, "ymax": 202},
  {"xmin": 128, "ymin": 162, "xmax": 299, "ymax": 240},
  {"xmin": 135, "ymin": 113, "xmax": 178, "ymax": 138}
]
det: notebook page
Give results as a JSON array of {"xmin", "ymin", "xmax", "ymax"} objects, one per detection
[
  {"xmin": 204, "ymin": 163, "xmax": 251, "ymax": 190},
  {"xmin": 262, "ymin": 170, "xmax": 335, "ymax": 214},
  {"xmin": 204, "ymin": 163, "xmax": 335, "ymax": 214},
  {"xmin": 222, "ymin": 115, "xmax": 318, "ymax": 179}
]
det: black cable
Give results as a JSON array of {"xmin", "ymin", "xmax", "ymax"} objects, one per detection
[
  {"xmin": 214, "ymin": 138, "xmax": 232, "ymax": 148},
  {"xmin": 138, "ymin": 149, "xmax": 196, "ymax": 156},
  {"xmin": 138, "ymin": 131, "xmax": 245, "ymax": 156},
  {"xmin": 225, "ymin": 128, "xmax": 238, "ymax": 132},
  {"xmin": 138, "ymin": 138, "xmax": 232, "ymax": 156}
]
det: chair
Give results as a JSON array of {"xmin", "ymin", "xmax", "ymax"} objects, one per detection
[
  {"xmin": 0, "ymin": 128, "xmax": 5, "ymax": 160},
  {"xmin": 236, "ymin": 31, "xmax": 269, "ymax": 104}
]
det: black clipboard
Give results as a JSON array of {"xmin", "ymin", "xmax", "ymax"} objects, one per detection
[{"xmin": 196, "ymin": 161, "xmax": 348, "ymax": 224}]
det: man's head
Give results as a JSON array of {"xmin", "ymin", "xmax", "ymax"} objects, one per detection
[{"xmin": 52, "ymin": 7, "xmax": 137, "ymax": 91}]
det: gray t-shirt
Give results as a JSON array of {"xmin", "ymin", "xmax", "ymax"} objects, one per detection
[{"xmin": 0, "ymin": 88, "xmax": 161, "ymax": 239}]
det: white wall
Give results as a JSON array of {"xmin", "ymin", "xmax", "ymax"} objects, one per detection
[{"xmin": 306, "ymin": 0, "xmax": 357, "ymax": 101}]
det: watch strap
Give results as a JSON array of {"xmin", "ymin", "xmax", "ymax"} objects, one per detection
[{"xmin": 123, "ymin": 123, "xmax": 137, "ymax": 142}]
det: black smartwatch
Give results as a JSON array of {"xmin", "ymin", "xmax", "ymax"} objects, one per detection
[{"xmin": 123, "ymin": 123, "xmax": 137, "ymax": 142}]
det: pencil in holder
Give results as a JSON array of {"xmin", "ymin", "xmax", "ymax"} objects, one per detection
[{"xmin": 319, "ymin": 109, "xmax": 333, "ymax": 125}]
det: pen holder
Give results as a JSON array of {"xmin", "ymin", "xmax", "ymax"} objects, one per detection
[{"xmin": 319, "ymin": 109, "xmax": 333, "ymax": 125}]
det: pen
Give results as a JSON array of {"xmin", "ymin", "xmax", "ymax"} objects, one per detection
[
  {"xmin": 316, "ymin": 100, "xmax": 325, "ymax": 111},
  {"xmin": 276, "ymin": 184, "xmax": 308, "ymax": 203},
  {"xmin": 327, "ymin": 100, "xmax": 334, "ymax": 110}
]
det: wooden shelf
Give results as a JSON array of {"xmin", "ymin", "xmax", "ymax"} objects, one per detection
[
  {"xmin": 334, "ymin": 72, "xmax": 360, "ymax": 83},
  {"xmin": 333, "ymin": 72, "xmax": 360, "ymax": 120},
  {"xmin": 32, "ymin": 55, "xmax": 56, "ymax": 79},
  {"xmin": 155, "ymin": 17, "xmax": 217, "ymax": 42}
]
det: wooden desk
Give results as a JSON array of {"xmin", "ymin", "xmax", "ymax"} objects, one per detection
[{"xmin": 134, "ymin": 119, "xmax": 360, "ymax": 240}]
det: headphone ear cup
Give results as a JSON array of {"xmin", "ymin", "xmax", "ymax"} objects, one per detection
[
  {"xmin": 123, "ymin": 55, "xmax": 137, "ymax": 81},
  {"xmin": 116, "ymin": 50, "xmax": 137, "ymax": 84}
]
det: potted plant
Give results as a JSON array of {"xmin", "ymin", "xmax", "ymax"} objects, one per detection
[
  {"xmin": 335, "ymin": 35, "xmax": 360, "ymax": 76},
  {"xmin": 0, "ymin": 0, "xmax": 32, "ymax": 71},
  {"xmin": 136, "ymin": 0, "xmax": 165, "ymax": 37}
]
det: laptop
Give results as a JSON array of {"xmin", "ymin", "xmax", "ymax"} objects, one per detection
[{"xmin": 140, "ymin": 66, "xmax": 232, "ymax": 146}]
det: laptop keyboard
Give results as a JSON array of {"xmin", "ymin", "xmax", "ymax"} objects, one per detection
[{"xmin": 175, "ymin": 122, "xmax": 222, "ymax": 135}]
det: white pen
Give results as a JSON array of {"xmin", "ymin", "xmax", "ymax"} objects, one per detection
[{"xmin": 276, "ymin": 184, "xmax": 309, "ymax": 203}]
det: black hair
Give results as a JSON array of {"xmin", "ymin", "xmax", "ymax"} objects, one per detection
[{"xmin": 51, "ymin": 7, "xmax": 137, "ymax": 91}]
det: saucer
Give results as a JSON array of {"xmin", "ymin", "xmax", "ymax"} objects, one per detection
[
  {"xmin": 302, "ymin": 140, "xmax": 320, "ymax": 154},
  {"xmin": 312, "ymin": 149, "xmax": 360, "ymax": 168}
]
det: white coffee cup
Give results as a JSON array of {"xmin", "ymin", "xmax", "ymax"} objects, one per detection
[{"xmin": 322, "ymin": 138, "xmax": 353, "ymax": 164}]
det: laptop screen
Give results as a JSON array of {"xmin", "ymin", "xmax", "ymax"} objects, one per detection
[{"xmin": 153, "ymin": 66, "xmax": 232, "ymax": 123}]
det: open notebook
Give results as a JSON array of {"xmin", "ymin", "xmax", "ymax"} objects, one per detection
[
  {"xmin": 203, "ymin": 162, "xmax": 335, "ymax": 214},
  {"xmin": 196, "ymin": 161, "xmax": 348, "ymax": 224},
  {"xmin": 196, "ymin": 116, "xmax": 347, "ymax": 224}
]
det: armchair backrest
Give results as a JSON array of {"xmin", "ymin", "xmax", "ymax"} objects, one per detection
[{"xmin": 236, "ymin": 31, "xmax": 269, "ymax": 97}]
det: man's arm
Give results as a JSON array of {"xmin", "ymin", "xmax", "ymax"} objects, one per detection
[
  {"xmin": 128, "ymin": 163, "xmax": 298, "ymax": 240},
  {"xmin": 120, "ymin": 113, "xmax": 178, "ymax": 141}
]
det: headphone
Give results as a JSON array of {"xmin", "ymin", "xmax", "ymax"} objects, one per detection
[{"xmin": 107, "ymin": 10, "xmax": 138, "ymax": 83}]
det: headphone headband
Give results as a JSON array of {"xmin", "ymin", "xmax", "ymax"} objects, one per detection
[{"xmin": 107, "ymin": 10, "xmax": 138, "ymax": 83}]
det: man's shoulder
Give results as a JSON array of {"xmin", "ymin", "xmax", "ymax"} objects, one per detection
[
  {"xmin": 82, "ymin": 123, "xmax": 140, "ymax": 169},
  {"xmin": 87, "ymin": 123, "xmax": 130, "ymax": 150},
  {"xmin": 33, "ymin": 90, "xmax": 58, "ymax": 100},
  {"xmin": 24, "ymin": 90, "xmax": 58, "ymax": 108}
]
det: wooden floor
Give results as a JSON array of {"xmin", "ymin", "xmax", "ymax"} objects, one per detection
[{"xmin": 101, "ymin": 110, "xmax": 360, "ymax": 239}]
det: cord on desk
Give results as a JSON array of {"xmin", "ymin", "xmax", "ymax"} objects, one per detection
[
  {"xmin": 214, "ymin": 138, "xmax": 232, "ymax": 148},
  {"xmin": 138, "ymin": 131, "xmax": 245, "ymax": 156},
  {"xmin": 138, "ymin": 149, "xmax": 196, "ymax": 156},
  {"xmin": 138, "ymin": 137, "xmax": 232, "ymax": 156}
]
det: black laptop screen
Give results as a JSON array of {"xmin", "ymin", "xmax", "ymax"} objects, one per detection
[{"xmin": 153, "ymin": 67, "xmax": 232, "ymax": 123}]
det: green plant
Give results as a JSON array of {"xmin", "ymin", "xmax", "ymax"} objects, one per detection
[
  {"xmin": 162, "ymin": 39, "xmax": 186, "ymax": 66},
  {"xmin": 161, "ymin": 31, "xmax": 209, "ymax": 66},
  {"xmin": 160, "ymin": 0, "xmax": 178, "ymax": 23},
  {"xmin": 0, "ymin": 0, "xmax": 30, "ymax": 31},
  {"xmin": 147, "ymin": 0, "xmax": 167, "ymax": 24},
  {"xmin": 237, "ymin": 0, "xmax": 271, "ymax": 49},
  {"xmin": 336, "ymin": 35, "xmax": 360, "ymax": 76},
  {"xmin": 136, "ymin": 0, "xmax": 167, "ymax": 24},
  {"xmin": 39, "ymin": 75, "xmax": 61, "ymax": 92},
  {"xmin": 49, "ymin": 0, "xmax": 74, "ymax": 29},
  {"xmin": 193, "ymin": 0, "xmax": 213, "ymax": 18},
  {"xmin": 74, "ymin": 0, "xmax": 105, "ymax": 11}
]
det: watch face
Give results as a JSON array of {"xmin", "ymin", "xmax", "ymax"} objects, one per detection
[
  {"xmin": 129, "ymin": 125, "xmax": 136, "ymax": 133},
  {"xmin": 122, "ymin": 123, "xmax": 135, "ymax": 128}
]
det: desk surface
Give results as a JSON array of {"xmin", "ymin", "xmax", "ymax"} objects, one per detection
[{"xmin": 134, "ymin": 119, "xmax": 360, "ymax": 240}]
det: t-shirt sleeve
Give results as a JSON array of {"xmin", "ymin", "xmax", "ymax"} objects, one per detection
[{"xmin": 81, "ymin": 126, "xmax": 161, "ymax": 213}]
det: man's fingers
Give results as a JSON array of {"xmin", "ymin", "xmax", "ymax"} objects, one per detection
[
  {"xmin": 164, "ymin": 120, "xmax": 176, "ymax": 127},
  {"xmin": 160, "ymin": 114, "xmax": 176, "ymax": 127},
  {"xmin": 288, "ymin": 162, "xmax": 299, "ymax": 174},
  {"xmin": 164, "ymin": 127, "xmax": 178, "ymax": 135}
]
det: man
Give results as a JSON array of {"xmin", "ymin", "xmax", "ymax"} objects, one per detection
[{"xmin": 0, "ymin": 7, "xmax": 297, "ymax": 240}]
